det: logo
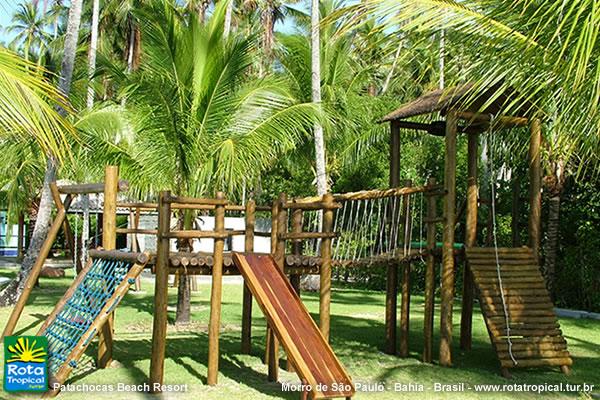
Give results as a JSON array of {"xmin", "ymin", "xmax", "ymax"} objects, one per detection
[{"xmin": 4, "ymin": 336, "xmax": 48, "ymax": 392}]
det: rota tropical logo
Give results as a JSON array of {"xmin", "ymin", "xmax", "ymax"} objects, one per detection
[{"xmin": 4, "ymin": 336, "xmax": 48, "ymax": 392}]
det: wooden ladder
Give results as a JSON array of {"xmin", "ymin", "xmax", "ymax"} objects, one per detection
[{"xmin": 466, "ymin": 247, "xmax": 572, "ymax": 376}]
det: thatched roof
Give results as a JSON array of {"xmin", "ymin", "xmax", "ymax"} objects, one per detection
[{"xmin": 381, "ymin": 83, "xmax": 532, "ymax": 122}]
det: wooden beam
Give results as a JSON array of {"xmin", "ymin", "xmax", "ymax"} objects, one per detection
[
  {"xmin": 57, "ymin": 180, "xmax": 128, "ymax": 194},
  {"xmin": 457, "ymin": 111, "xmax": 529, "ymax": 128},
  {"xmin": 423, "ymin": 178, "xmax": 437, "ymax": 363},
  {"xmin": 461, "ymin": 133, "xmax": 478, "ymax": 350},
  {"xmin": 264, "ymin": 198, "xmax": 279, "ymax": 367},
  {"xmin": 98, "ymin": 165, "xmax": 119, "ymax": 369},
  {"xmin": 207, "ymin": 192, "xmax": 226, "ymax": 385},
  {"xmin": 287, "ymin": 208, "xmax": 303, "ymax": 372},
  {"xmin": 385, "ymin": 121, "xmax": 400, "ymax": 354},
  {"xmin": 528, "ymin": 118, "xmax": 542, "ymax": 262},
  {"xmin": 439, "ymin": 109, "xmax": 458, "ymax": 367},
  {"xmin": 241, "ymin": 200, "xmax": 255, "ymax": 354},
  {"xmin": 149, "ymin": 191, "xmax": 171, "ymax": 392},
  {"xmin": 1, "ymin": 194, "xmax": 72, "ymax": 339}
]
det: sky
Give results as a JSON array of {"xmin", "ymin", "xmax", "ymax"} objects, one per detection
[{"xmin": 0, "ymin": 1, "xmax": 303, "ymax": 44}]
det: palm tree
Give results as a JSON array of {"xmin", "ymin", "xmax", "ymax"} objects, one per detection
[
  {"xmin": 78, "ymin": 0, "xmax": 317, "ymax": 322},
  {"xmin": 0, "ymin": 48, "xmax": 76, "ymax": 305},
  {"xmin": 87, "ymin": 0, "xmax": 101, "ymax": 109},
  {"xmin": 7, "ymin": 3, "xmax": 51, "ymax": 62},
  {"xmin": 311, "ymin": 0, "xmax": 326, "ymax": 196}
]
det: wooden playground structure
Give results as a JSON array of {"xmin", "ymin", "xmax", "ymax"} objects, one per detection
[{"xmin": 1, "ymin": 84, "xmax": 572, "ymax": 397}]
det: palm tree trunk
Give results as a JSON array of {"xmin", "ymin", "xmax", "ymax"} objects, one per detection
[
  {"xmin": 311, "ymin": 0, "xmax": 327, "ymax": 196},
  {"xmin": 544, "ymin": 194, "xmax": 560, "ymax": 297},
  {"xmin": 381, "ymin": 41, "xmax": 402, "ymax": 94},
  {"xmin": 261, "ymin": 3, "xmax": 275, "ymax": 74},
  {"xmin": 224, "ymin": 0, "xmax": 233, "ymax": 37},
  {"xmin": 0, "ymin": 0, "xmax": 83, "ymax": 306},
  {"xmin": 87, "ymin": 0, "xmax": 100, "ymax": 109},
  {"xmin": 175, "ymin": 210, "xmax": 193, "ymax": 324}
]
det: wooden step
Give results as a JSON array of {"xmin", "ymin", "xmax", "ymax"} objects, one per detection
[
  {"xmin": 494, "ymin": 336, "xmax": 566, "ymax": 345},
  {"xmin": 489, "ymin": 327, "xmax": 562, "ymax": 337},
  {"xmin": 477, "ymin": 282, "xmax": 548, "ymax": 290},
  {"xmin": 497, "ymin": 348, "xmax": 570, "ymax": 360},
  {"xmin": 495, "ymin": 341, "xmax": 567, "ymax": 352},
  {"xmin": 488, "ymin": 315, "xmax": 558, "ymax": 324},
  {"xmin": 500, "ymin": 357, "xmax": 572, "ymax": 368},
  {"xmin": 467, "ymin": 247, "xmax": 533, "ymax": 255},
  {"xmin": 470, "ymin": 264, "xmax": 540, "ymax": 272},
  {"xmin": 481, "ymin": 306, "xmax": 555, "ymax": 318},
  {"xmin": 472, "ymin": 271, "xmax": 542, "ymax": 278}
]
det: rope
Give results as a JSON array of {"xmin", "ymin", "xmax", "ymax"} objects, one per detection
[{"xmin": 488, "ymin": 121, "xmax": 518, "ymax": 366}]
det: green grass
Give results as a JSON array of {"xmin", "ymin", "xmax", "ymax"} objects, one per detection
[{"xmin": 0, "ymin": 269, "xmax": 598, "ymax": 399}]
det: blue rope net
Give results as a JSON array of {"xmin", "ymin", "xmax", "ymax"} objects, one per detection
[{"xmin": 45, "ymin": 258, "xmax": 132, "ymax": 374}]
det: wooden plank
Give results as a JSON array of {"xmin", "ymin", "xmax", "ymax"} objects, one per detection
[
  {"xmin": 232, "ymin": 253, "xmax": 355, "ymax": 399},
  {"xmin": 489, "ymin": 328, "xmax": 562, "ymax": 337},
  {"xmin": 501, "ymin": 357, "xmax": 572, "ymax": 368},
  {"xmin": 467, "ymin": 247, "xmax": 533, "ymax": 255},
  {"xmin": 487, "ymin": 316, "xmax": 558, "ymax": 324},
  {"xmin": 470, "ymin": 264, "xmax": 540, "ymax": 271},
  {"xmin": 498, "ymin": 349, "xmax": 570, "ymax": 360},
  {"xmin": 495, "ymin": 342, "xmax": 567, "ymax": 352}
]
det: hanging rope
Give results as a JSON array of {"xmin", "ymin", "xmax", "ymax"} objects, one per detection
[{"xmin": 488, "ymin": 119, "xmax": 518, "ymax": 366}]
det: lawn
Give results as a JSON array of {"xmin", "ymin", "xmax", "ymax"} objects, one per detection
[{"xmin": 0, "ymin": 269, "xmax": 598, "ymax": 399}]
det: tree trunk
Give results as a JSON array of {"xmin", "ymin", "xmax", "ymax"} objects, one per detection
[
  {"xmin": 224, "ymin": 0, "xmax": 233, "ymax": 37},
  {"xmin": 0, "ymin": 0, "xmax": 83, "ymax": 307},
  {"xmin": 175, "ymin": 210, "xmax": 193, "ymax": 324},
  {"xmin": 86, "ymin": 0, "xmax": 100, "ymax": 109},
  {"xmin": 542, "ymin": 158, "xmax": 565, "ymax": 300},
  {"xmin": 261, "ymin": 3, "xmax": 275, "ymax": 74},
  {"xmin": 311, "ymin": 0, "xmax": 326, "ymax": 196},
  {"xmin": 543, "ymin": 195, "xmax": 560, "ymax": 298}
]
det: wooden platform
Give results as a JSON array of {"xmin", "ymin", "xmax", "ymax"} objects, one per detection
[
  {"xmin": 466, "ymin": 247, "xmax": 572, "ymax": 374},
  {"xmin": 233, "ymin": 253, "xmax": 355, "ymax": 399}
]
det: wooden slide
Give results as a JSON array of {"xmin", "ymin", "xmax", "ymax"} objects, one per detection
[
  {"xmin": 466, "ymin": 247, "xmax": 572, "ymax": 374},
  {"xmin": 233, "ymin": 253, "xmax": 355, "ymax": 399}
]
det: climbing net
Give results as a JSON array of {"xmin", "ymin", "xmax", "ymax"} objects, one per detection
[{"xmin": 45, "ymin": 258, "xmax": 132, "ymax": 373}]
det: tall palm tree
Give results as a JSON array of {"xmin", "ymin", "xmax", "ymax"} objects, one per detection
[
  {"xmin": 7, "ymin": 3, "xmax": 51, "ymax": 62},
  {"xmin": 87, "ymin": 0, "xmax": 101, "ymax": 109},
  {"xmin": 311, "ymin": 0, "xmax": 326, "ymax": 196},
  {"xmin": 78, "ymin": 0, "xmax": 317, "ymax": 322},
  {"xmin": 0, "ymin": 0, "xmax": 82, "ymax": 306}
]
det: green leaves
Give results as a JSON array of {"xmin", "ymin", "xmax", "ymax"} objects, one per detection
[{"xmin": 82, "ymin": 0, "xmax": 318, "ymax": 199}]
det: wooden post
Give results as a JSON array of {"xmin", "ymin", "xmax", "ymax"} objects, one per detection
[
  {"xmin": 423, "ymin": 178, "xmax": 437, "ymax": 363},
  {"xmin": 439, "ymin": 109, "xmax": 458, "ymax": 367},
  {"xmin": 241, "ymin": 199, "xmax": 255, "ymax": 354},
  {"xmin": 460, "ymin": 133, "xmax": 478, "ymax": 350},
  {"xmin": 399, "ymin": 180, "xmax": 412, "ymax": 357},
  {"xmin": 207, "ymin": 192, "xmax": 226, "ymax": 385},
  {"xmin": 1, "ymin": 191, "xmax": 72, "ymax": 339},
  {"xmin": 528, "ymin": 118, "xmax": 542, "ymax": 262},
  {"xmin": 264, "ymin": 199, "xmax": 279, "ymax": 366},
  {"xmin": 17, "ymin": 212, "xmax": 24, "ymax": 260},
  {"xmin": 287, "ymin": 208, "xmax": 303, "ymax": 372},
  {"xmin": 149, "ymin": 191, "xmax": 171, "ymax": 392},
  {"xmin": 385, "ymin": 120, "xmax": 401, "ymax": 354},
  {"xmin": 320, "ymin": 193, "xmax": 334, "ymax": 342},
  {"xmin": 268, "ymin": 193, "xmax": 287, "ymax": 382},
  {"xmin": 98, "ymin": 165, "xmax": 118, "ymax": 369}
]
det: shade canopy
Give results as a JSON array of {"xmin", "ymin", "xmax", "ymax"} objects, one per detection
[{"xmin": 381, "ymin": 83, "xmax": 534, "ymax": 124}]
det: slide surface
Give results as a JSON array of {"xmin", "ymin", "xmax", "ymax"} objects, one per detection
[{"xmin": 233, "ymin": 253, "xmax": 355, "ymax": 399}]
